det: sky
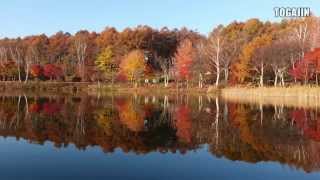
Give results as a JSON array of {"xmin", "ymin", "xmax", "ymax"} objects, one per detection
[{"xmin": 0, "ymin": 0, "xmax": 319, "ymax": 38}]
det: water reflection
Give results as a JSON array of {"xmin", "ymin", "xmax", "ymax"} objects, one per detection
[{"xmin": 1, "ymin": 94, "xmax": 320, "ymax": 173}]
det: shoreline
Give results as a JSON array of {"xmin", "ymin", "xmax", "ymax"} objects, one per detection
[
  {"xmin": 0, "ymin": 81, "xmax": 320, "ymax": 102},
  {"xmin": 0, "ymin": 81, "xmax": 216, "ymax": 95},
  {"xmin": 221, "ymin": 86, "xmax": 320, "ymax": 109}
]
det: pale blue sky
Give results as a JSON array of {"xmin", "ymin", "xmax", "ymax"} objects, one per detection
[{"xmin": 0, "ymin": 0, "xmax": 319, "ymax": 38}]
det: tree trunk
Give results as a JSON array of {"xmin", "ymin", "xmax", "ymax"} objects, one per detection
[
  {"xmin": 198, "ymin": 73, "xmax": 203, "ymax": 88},
  {"xmin": 215, "ymin": 66, "xmax": 220, "ymax": 87},
  {"xmin": 274, "ymin": 73, "xmax": 278, "ymax": 86},
  {"xmin": 281, "ymin": 73, "xmax": 285, "ymax": 86},
  {"xmin": 259, "ymin": 64, "xmax": 264, "ymax": 87},
  {"xmin": 164, "ymin": 74, "xmax": 169, "ymax": 87},
  {"xmin": 224, "ymin": 68, "xmax": 229, "ymax": 84},
  {"xmin": 24, "ymin": 63, "xmax": 30, "ymax": 84},
  {"xmin": 18, "ymin": 66, "xmax": 21, "ymax": 82}
]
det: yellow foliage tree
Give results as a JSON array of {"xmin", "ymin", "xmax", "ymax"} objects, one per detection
[
  {"xmin": 120, "ymin": 50, "xmax": 146, "ymax": 87},
  {"xmin": 95, "ymin": 46, "xmax": 117, "ymax": 84}
]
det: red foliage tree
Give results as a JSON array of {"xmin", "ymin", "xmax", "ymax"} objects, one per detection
[
  {"xmin": 174, "ymin": 39, "xmax": 194, "ymax": 82},
  {"xmin": 290, "ymin": 60, "xmax": 314, "ymax": 83},
  {"xmin": 290, "ymin": 48, "xmax": 320, "ymax": 83},
  {"xmin": 43, "ymin": 64, "xmax": 63, "ymax": 80},
  {"xmin": 30, "ymin": 64, "xmax": 43, "ymax": 79}
]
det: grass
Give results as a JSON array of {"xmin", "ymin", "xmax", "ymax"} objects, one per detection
[
  {"xmin": 221, "ymin": 85, "xmax": 320, "ymax": 109},
  {"xmin": 88, "ymin": 83, "xmax": 211, "ymax": 96},
  {"xmin": 0, "ymin": 81, "xmax": 217, "ymax": 96}
]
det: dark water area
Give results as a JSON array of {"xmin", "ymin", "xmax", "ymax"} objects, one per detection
[{"xmin": 0, "ymin": 93, "xmax": 320, "ymax": 179}]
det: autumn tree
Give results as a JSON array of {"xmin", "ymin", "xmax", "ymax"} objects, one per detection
[
  {"xmin": 220, "ymin": 22, "xmax": 245, "ymax": 84},
  {"xmin": 48, "ymin": 32, "xmax": 70, "ymax": 61},
  {"xmin": 250, "ymin": 35, "xmax": 273, "ymax": 86},
  {"xmin": 174, "ymin": 39, "xmax": 195, "ymax": 88},
  {"xmin": 96, "ymin": 27, "xmax": 119, "ymax": 50},
  {"xmin": 9, "ymin": 39, "xmax": 26, "ymax": 82},
  {"xmin": 269, "ymin": 39, "xmax": 299, "ymax": 86},
  {"xmin": 71, "ymin": 31, "xmax": 96, "ymax": 81},
  {"xmin": 43, "ymin": 64, "xmax": 63, "ymax": 81},
  {"xmin": 120, "ymin": 50, "xmax": 146, "ymax": 87},
  {"xmin": 290, "ymin": 48, "xmax": 320, "ymax": 84},
  {"xmin": 95, "ymin": 46, "xmax": 118, "ymax": 84},
  {"xmin": 230, "ymin": 19, "xmax": 265, "ymax": 84},
  {"xmin": 23, "ymin": 34, "xmax": 50, "ymax": 82},
  {"xmin": 30, "ymin": 64, "xmax": 42, "ymax": 80}
]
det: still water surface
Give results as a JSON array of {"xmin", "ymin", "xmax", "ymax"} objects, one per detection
[{"xmin": 0, "ymin": 93, "xmax": 319, "ymax": 179}]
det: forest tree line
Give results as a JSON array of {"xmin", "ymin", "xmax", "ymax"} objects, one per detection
[{"xmin": 0, "ymin": 16, "xmax": 320, "ymax": 87}]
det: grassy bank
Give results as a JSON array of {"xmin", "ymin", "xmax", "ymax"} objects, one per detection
[
  {"xmin": 0, "ymin": 81, "xmax": 91, "ymax": 94},
  {"xmin": 221, "ymin": 86, "xmax": 320, "ymax": 109},
  {"xmin": 88, "ymin": 83, "xmax": 214, "ymax": 96},
  {"xmin": 0, "ymin": 81, "xmax": 216, "ymax": 96}
]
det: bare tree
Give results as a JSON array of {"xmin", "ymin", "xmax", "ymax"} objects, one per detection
[
  {"xmin": 157, "ymin": 56, "xmax": 172, "ymax": 87},
  {"xmin": 291, "ymin": 19, "xmax": 312, "ymax": 60},
  {"xmin": 0, "ymin": 47, "xmax": 8, "ymax": 67},
  {"xmin": 194, "ymin": 40, "xmax": 206, "ymax": 88},
  {"xmin": 252, "ymin": 46, "xmax": 268, "ymax": 87},
  {"xmin": 9, "ymin": 46, "xmax": 24, "ymax": 82},
  {"xmin": 310, "ymin": 17, "xmax": 320, "ymax": 50},
  {"xmin": 269, "ymin": 39, "xmax": 299, "ymax": 86},
  {"xmin": 24, "ymin": 46, "xmax": 38, "ymax": 83},
  {"xmin": 205, "ymin": 26, "xmax": 225, "ymax": 87},
  {"xmin": 74, "ymin": 37, "xmax": 87, "ymax": 81}
]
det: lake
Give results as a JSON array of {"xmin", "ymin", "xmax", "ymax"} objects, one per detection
[{"xmin": 0, "ymin": 93, "xmax": 319, "ymax": 180}]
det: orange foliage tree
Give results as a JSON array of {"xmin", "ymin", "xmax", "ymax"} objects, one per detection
[{"xmin": 119, "ymin": 50, "xmax": 146, "ymax": 87}]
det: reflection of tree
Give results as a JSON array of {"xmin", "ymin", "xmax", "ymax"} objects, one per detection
[
  {"xmin": 174, "ymin": 105, "xmax": 192, "ymax": 143},
  {"xmin": 115, "ymin": 98, "xmax": 145, "ymax": 132},
  {"xmin": 75, "ymin": 97, "xmax": 87, "ymax": 141},
  {"xmin": 2, "ymin": 94, "xmax": 320, "ymax": 172},
  {"xmin": 0, "ymin": 97, "xmax": 22, "ymax": 131},
  {"xmin": 291, "ymin": 109, "xmax": 320, "ymax": 141},
  {"xmin": 209, "ymin": 102, "xmax": 320, "ymax": 172},
  {"xmin": 95, "ymin": 107, "xmax": 116, "ymax": 136}
]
